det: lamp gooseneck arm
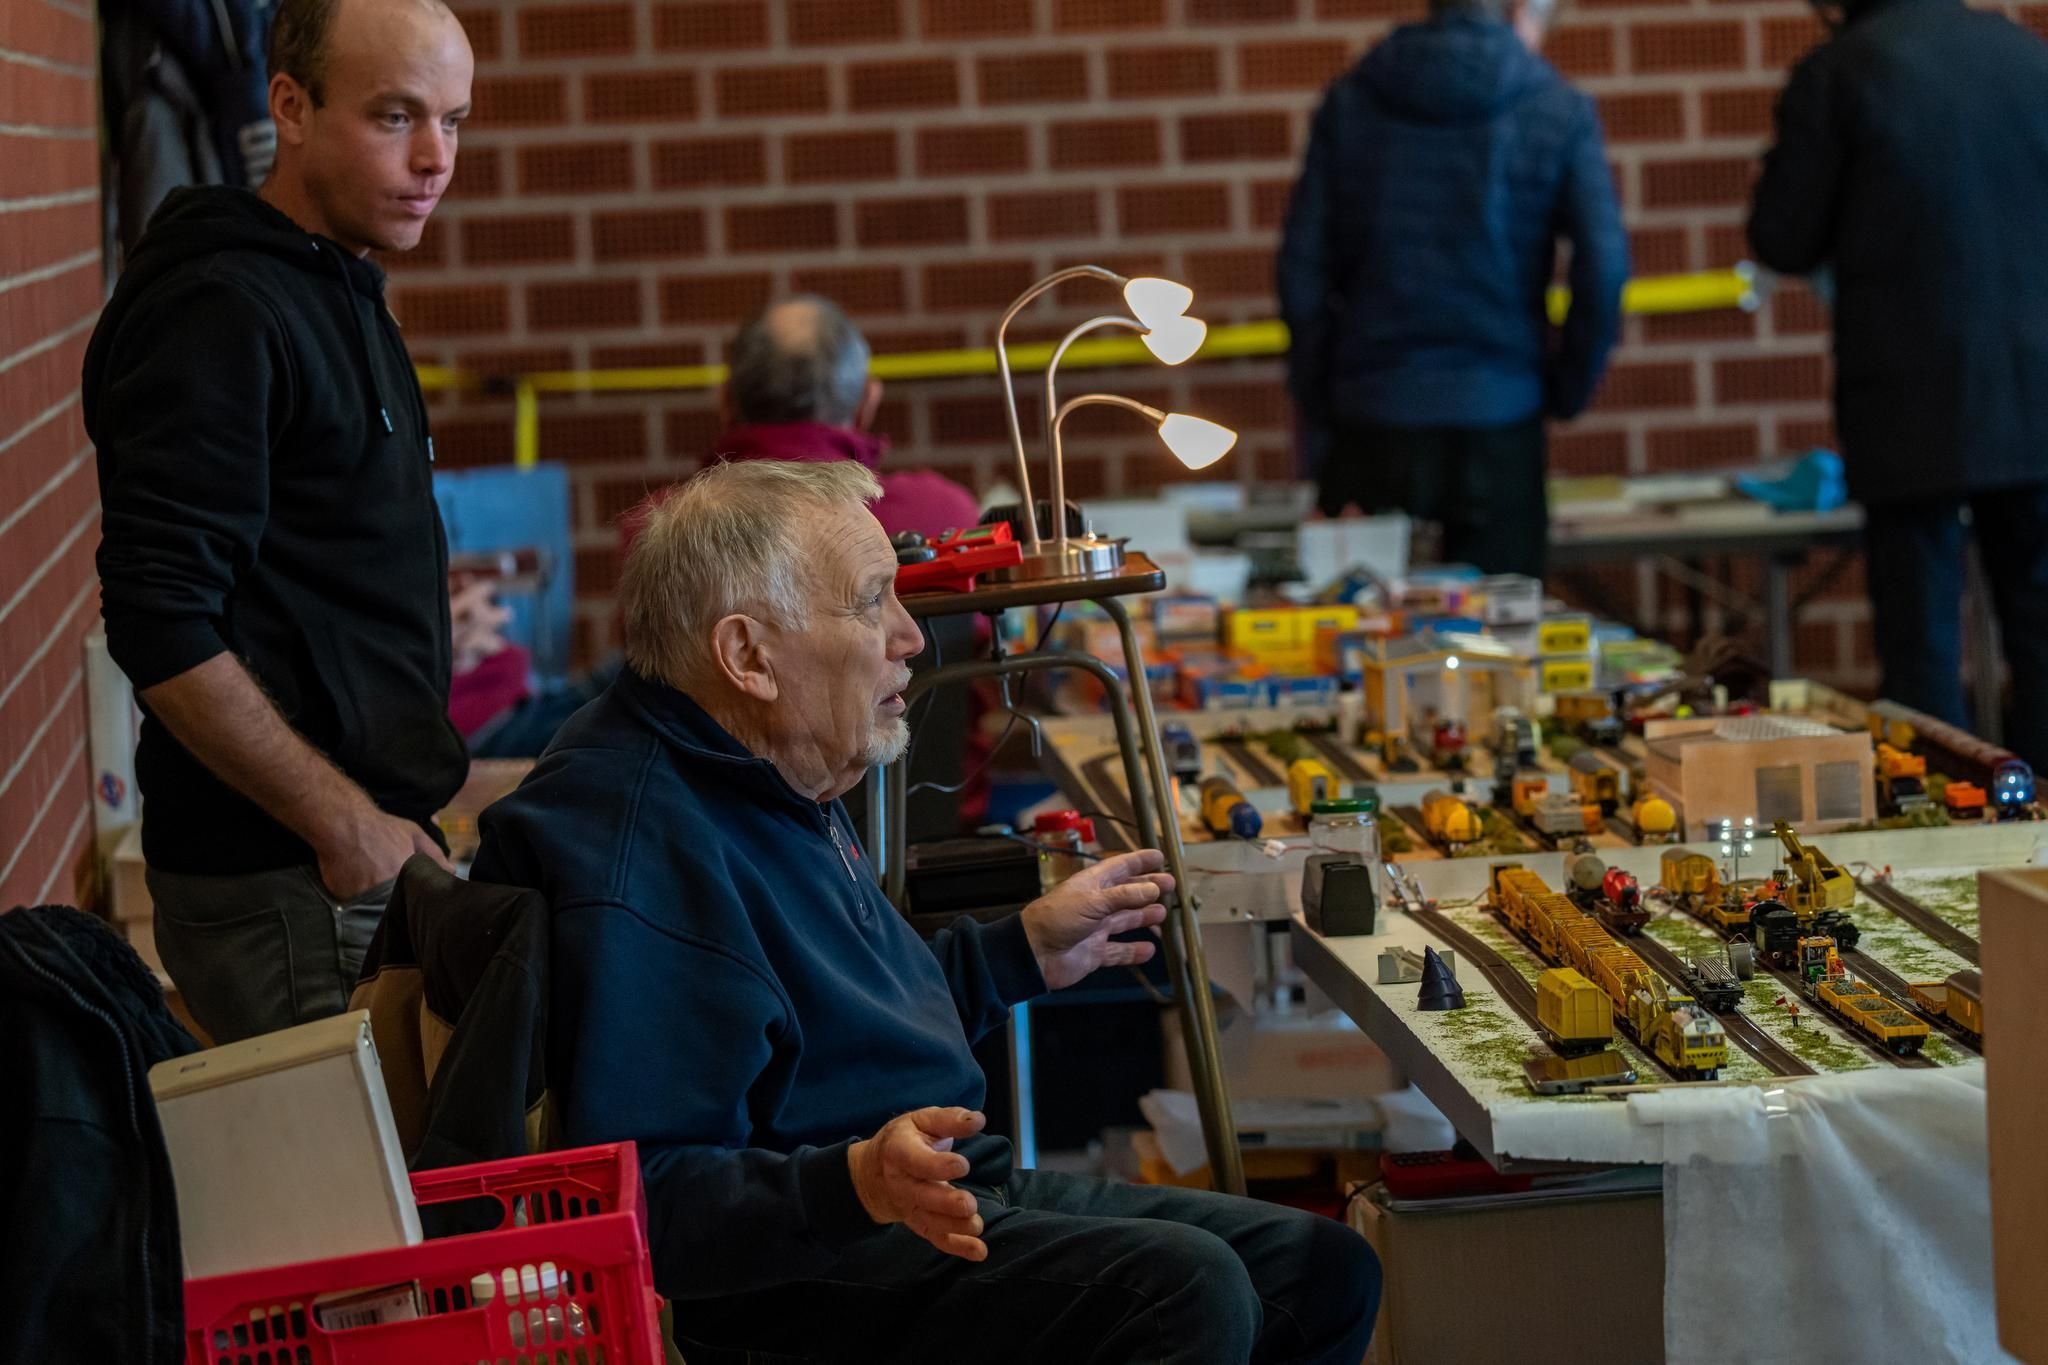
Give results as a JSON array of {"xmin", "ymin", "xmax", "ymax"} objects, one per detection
[
  {"xmin": 1049, "ymin": 395, "xmax": 1167, "ymax": 521},
  {"xmin": 995, "ymin": 265, "xmax": 1126, "ymax": 552},
  {"xmin": 1045, "ymin": 316, "xmax": 1143, "ymax": 554}
]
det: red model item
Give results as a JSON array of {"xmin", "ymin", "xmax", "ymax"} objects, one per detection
[
  {"xmin": 895, "ymin": 522, "xmax": 1024, "ymax": 595},
  {"xmin": 1379, "ymin": 1149, "xmax": 1533, "ymax": 1201}
]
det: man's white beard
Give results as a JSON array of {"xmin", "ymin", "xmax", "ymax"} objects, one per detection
[{"xmin": 862, "ymin": 716, "xmax": 911, "ymax": 769}]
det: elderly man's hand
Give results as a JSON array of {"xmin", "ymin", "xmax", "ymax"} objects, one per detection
[
  {"xmin": 1020, "ymin": 849, "xmax": 1174, "ymax": 991},
  {"xmin": 849, "ymin": 1107, "xmax": 989, "ymax": 1262}
]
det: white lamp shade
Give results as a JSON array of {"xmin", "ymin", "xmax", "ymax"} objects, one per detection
[
  {"xmin": 1157, "ymin": 412, "xmax": 1237, "ymax": 470},
  {"xmin": 1123, "ymin": 277, "xmax": 1195, "ymax": 329},
  {"xmin": 1140, "ymin": 315, "xmax": 1207, "ymax": 366}
]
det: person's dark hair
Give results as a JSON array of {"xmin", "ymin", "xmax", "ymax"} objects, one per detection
[
  {"xmin": 267, "ymin": 0, "xmax": 346, "ymax": 105},
  {"xmin": 728, "ymin": 296, "xmax": 872, "ymax": 427},
  {"xmin": 1428, "ymin": 0, "xmax": 1553, "ymax": 20}
]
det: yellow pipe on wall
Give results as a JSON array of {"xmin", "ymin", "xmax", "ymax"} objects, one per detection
[{"xmin": 414, "ymin": 266, "xmax": 1761, "ymax": 468}]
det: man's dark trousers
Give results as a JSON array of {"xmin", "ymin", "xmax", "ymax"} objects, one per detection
[
  {"xmin": 1863, "ymin": 484, "xmax": 2048, "ymax": 769},
  {"xmin": 672, "ymin": 1168, "xmax": 1380, "ymax": 1364},
  {"xmin": 1318, "ymin": 418, "xmax": 1549, "ymax": 579}
]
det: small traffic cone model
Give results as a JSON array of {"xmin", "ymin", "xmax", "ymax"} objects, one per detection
[{"xmin": 1418, "ymin": 945, "xmax": 1465, "ymax": 1011}]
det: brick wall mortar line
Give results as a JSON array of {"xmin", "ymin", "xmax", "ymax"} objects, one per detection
[
  {"xmin": 0, "ymin": 728, "xmax": 86, "ymax": 893},
  {"xmin": 0, "ymin": 444, "xmax": 89, "ymax": 542},
  {"xmin": 0, "ymin": 248, "xmax": 98, "ymax": 296},
  {"xmin": 0, "ymin": 312, "xmax": 93, "ymax": 378},
  {"xmin": 0, "ymin": 48, "xmax": 93, "ymax": 78},
  {"xmin": 0, "ymin": 574, "xmax": 95, "ymax": 717},
  {"xmin": 0, "ymin": 670, "xmax": 83, "ymax": 804},
  {"xmin": 33, "ymin": 799, "xmax": 91, "ymax": 904},
  {"xmin": 0, "ymin": 394, "xmax": 72, "ymax": 458},
  {"xmin": 0, "ymin": 504, "xmax": 92, "ymax": 628}
]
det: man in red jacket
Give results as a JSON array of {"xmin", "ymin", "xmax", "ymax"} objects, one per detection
[{"xmin": 711, "ymin": 294, "xmax": 980, "ymax": 538}]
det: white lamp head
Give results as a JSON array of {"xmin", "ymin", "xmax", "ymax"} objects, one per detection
[
  {"xmin": 1156, "ymin": 412, "xmax": 1237, "ymax": 470},
  {"xmin": 1123, "ymin": 276, "xmax": 1195, "ymax": 330},
  {"xmin": 1140, "ymin": 315, "xmax": 1208, "ymax": 366}
]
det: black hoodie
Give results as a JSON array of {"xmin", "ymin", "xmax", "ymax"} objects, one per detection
[{"xmin": 85, "ymin": 186, "xmax": 467, "ymax": 876}]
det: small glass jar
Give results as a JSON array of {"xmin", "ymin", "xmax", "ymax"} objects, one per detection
[
  {"xmin": 1033, "ymin": 811, "xmax": 1098, "ymax": 888},
  {"xmin": 1308, "ymin": 797, "xmax": 1381, "ymax": 865}
]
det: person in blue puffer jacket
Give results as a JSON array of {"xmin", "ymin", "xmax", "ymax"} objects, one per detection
[{"xmin": 1279, "ymin": 0, "xmax": 1628, "ymax": 577}]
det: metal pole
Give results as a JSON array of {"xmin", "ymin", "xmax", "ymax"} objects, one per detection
[
  {"xmin": 1100, "ymin": 597, "xmax": 1244, "ymax": 1196},
  {"xmin": 883, "ymin": 649, "xmax": 1154, "ymax": 910}
]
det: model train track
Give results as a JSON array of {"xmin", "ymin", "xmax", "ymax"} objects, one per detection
[
  {"xmin": 1624, "ymin": 924, "xmax": 1816, "ymax": 1077},
  {"xmin": 1663, "ymin": 899, "xmax": 1938, "ymax": 1070},
  {"xmin": 1856, "ymin": 876, "xmax": 1980, "ymax": 966},
  {"xmin": 1838, "ymin": 947, "xmax": 1983, "ymax": 1055},
  {"xmin": 1402, "ymin": 901, "xmax": 1675, "ymax": 1084},
  {"xmin": 1218, "ymin": 738, "xmax": 1283, "ymax": 790},
  {"xmin": 1304, "ymin": 732, "xmax": 1374, "ymax": 786}
]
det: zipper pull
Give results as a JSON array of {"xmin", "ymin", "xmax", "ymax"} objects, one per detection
[{"xmin": 827, "ymin": 820, "xmax": 857, "ymax": 883}]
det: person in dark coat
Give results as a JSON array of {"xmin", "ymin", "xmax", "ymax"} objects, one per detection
[
  {"xmin": 1278, "ymin": 0, "xmax": 1628, "ymax": 578},
  {"xmin": 1749, "ymin": 0, "xmax": 2048, "ymax": 766}
]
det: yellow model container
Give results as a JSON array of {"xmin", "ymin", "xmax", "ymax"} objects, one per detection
[
  {"xmin": 1540, "ymin": 656, "xmax": 1597, "ymax": 692},
  {"xmin": 1567, "ymin": 751, "xmax": 1623, "ymax": 812},
  {"xmin": 1537, "ymin": 968, "xmax": 1614, "ymax": 1054},
  {"xmin": 1287, "ymin": 757, "xmax": 1337, "ymax": 816},
  {"xmin": 1297, "ymin": 605, "xmax": 1361, "ymax": 642},
  {"xmin": 1536, "ymin": 616, "xmax": 1593, "ymax": 657},
  {"xmin": 1910, "ymin": 970, "xmax": 1983, "ymax": 1040},
  {"xmin": 1659, "ymin": 850, "xmax": 1717, "ymax": 899}
]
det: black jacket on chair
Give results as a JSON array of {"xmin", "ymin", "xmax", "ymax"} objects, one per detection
[
  {"xmin": 352, "ymin": 857, "xmax": 552, "ymax": 1193},
  {"xmin": 0, "ymin": 905, "xmax": 200, "ymax": 1365},
  {"xmin": 1749, "ymin": 0, "xmax": 2048, "ymax": 503}
]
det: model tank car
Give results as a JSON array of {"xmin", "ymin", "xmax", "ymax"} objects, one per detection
[{"xmin": 1420, "ymin": 789, "xmax": 1482, "ymax": 851}]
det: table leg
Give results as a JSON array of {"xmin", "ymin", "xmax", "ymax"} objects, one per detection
[
  {"xmin": 1100, "ymin": 597, "xmax": 1245, "ymax": 1196},
  {"xmin": 1966, "ymin": 541, "xmax": 2005, "ymax": 744},
  {"xmin": 1766, "ymin": 554, "xmax": 1795, "ymax": 679}
]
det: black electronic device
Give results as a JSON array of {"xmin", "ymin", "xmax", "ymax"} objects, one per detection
[
  {"xmin": 903, "ymin": 836, "xmax": 1042, "ymax": 924},
  {"xmin": 1303, "ymin": 854, "xmax": 1377, "ymax": 937}
]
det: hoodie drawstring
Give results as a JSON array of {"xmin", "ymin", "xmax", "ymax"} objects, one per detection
[{"xmin": 314, "ymin": 239, "xmax": 396, "ymax": 437}]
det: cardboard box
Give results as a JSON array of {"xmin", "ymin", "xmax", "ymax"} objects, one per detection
[
  {"xmin": 109, "ymin": 822, "xmax": 151, "ymax": 924},
  {"xmin": 1350, "ymin": 1182, "xmax": 1663, "ymax": 1365},
  {"xmin": 1985, "ymin": 868, "xmax": 2048, "ymax": 1364},
  {"xmin": 151, "ymin": 1009, "xmax": 420, "ymax": 1278},
  {"xmin": 1163, "ymin": 1008, "xmax": 1397, "ymax": 1104}
]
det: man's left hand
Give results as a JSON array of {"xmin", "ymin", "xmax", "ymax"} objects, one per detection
[{"xmin": 1020, "ymin": 849, "xmax": 1174, "ymax": 991}]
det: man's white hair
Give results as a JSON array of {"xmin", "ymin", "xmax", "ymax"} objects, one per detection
[{"xmin": 622, "ymin": 459, "xmax": 883, "ymax": 689}]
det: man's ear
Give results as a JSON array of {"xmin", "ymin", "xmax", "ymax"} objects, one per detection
[
  {"xmin": 271, "ymin": 73, "xmax": 312, "ymax": 148},
  {"xmin": 710, "ymin": 613, "xmax": 779, "ymax": 702},
  {"xmin": 856, "ymin": 377, "xmax": 884, "ymax": 432}
]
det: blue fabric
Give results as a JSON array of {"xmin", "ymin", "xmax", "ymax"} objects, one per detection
[
  {"xmin": 469, "ymin": 669, "xmax": 1046, "ymax": 1301},
  {"xmin": 1735, "ymin": 450, "xmax": 1848, "ymax": 512},
  {"xmin": 1278, "ymin": 10, "xmax": 1628, "ymax": 429}
]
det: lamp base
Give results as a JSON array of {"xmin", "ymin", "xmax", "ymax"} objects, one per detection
[{"xmin": 987, "ymin": 536, "xmax": 1128, "ymax": 582}]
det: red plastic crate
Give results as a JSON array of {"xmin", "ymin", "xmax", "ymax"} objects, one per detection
[{"xmin": 183, "ymin": 1143, "xmax": 664, "ymax": 1365}]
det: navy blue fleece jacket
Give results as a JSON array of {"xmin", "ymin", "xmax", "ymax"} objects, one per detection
[{"xmin": 469, "ymin": 668, "xmax": 1045, "ymax": 1300}]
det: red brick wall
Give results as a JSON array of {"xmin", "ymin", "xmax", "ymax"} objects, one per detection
[
  {"xmin": 1, "ymin": 0, "xmax": 103, "ymax": 909},
  {"xmin": 391, "ymin": 0, "xmax": 1904, "ymax": 682}
]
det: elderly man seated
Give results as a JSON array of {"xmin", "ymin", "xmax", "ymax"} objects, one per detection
[{"xmin": 472, "ymin": 461, "xmax": 1378, "ymax": 1364}]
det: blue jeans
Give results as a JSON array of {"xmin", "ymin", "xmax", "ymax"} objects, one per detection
[
  {"xmin": 1863, "ymin": 486, "xmax": 2048, "ymax": 769},
  {"xmin": 672, "ymin": 1168, "xmax": 1379, "ymax": 1365}
]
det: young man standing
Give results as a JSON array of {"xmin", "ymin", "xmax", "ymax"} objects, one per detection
[
  {"xmin": 1278, "ymin": 0, "xmax": 1628, "ymax": 578},
  {"xmin": 85, "ymin": 0, "xmax": 475, "ymax": 1043}
]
